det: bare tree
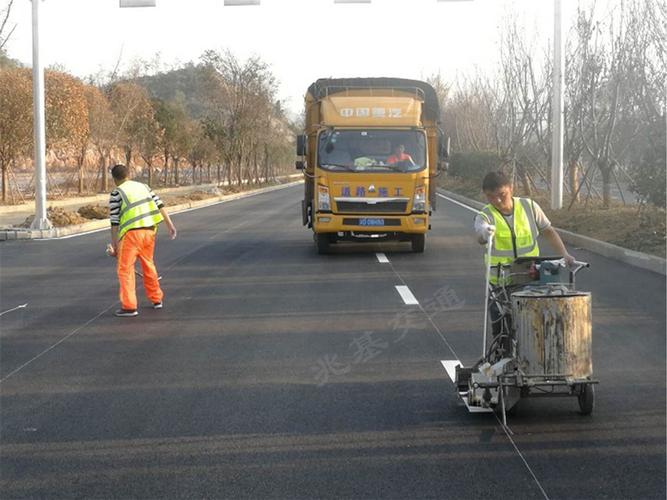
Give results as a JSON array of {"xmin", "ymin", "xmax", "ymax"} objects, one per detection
[
  {"xmin": 0, "ymin": 67, "xmax": 32, "ymax": 202},
  {"xmin": 200, "ymin": 50, "xmax": 278, "ymax": 187},
  {"xmin": 0, "ymin": 0, "xmax": 16, "ymax": 53}
]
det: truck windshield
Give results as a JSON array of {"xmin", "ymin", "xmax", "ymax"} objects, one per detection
[{"xmin": 318, "ymin": 129, "xmax": 426, "ymax": 173}]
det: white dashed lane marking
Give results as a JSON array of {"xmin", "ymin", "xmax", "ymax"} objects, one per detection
[{"xmin": 395, "ymin": 285, "xmax": 419, "ymax": 305}]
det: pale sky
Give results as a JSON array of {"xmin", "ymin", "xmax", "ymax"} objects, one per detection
[{"xmin": 4, "ymin": 0, "xmax": 580, "ymax": 115}]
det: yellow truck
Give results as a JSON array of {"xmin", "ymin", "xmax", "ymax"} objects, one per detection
[{"xmin": 296, "ymin": 78, "xmax": 447, "ymax": 254}]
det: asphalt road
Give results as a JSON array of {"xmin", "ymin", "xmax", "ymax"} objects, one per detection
[{"xmin": 1, "ymin": 184, "xmax": 665, "ymax": 499}]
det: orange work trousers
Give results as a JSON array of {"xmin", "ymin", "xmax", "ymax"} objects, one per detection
[{"xmin": 117, "ymin": 228, "xmax": 163, "ymax": 310}]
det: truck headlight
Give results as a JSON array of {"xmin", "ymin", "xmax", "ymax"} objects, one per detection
[
  {"xmin": 318, "ymin": 185, "xmax": 331, "ymax": 211},
  {"xmin": 413, "ymin": 186, "xmax": 426, "ymax": 213}
]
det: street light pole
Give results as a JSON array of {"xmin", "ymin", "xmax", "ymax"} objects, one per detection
[
  {"xmin": 30, "ymin": 0, "xmax": 51, "ymax": 230},
  {"xmin": 551, "ymin": 0, "xmax": 564, "ymax": 210}
]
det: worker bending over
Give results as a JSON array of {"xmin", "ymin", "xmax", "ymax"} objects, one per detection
[
  {"xmin": 107, "ymin": 164, "xmax": 177, "ymax": 317},
  {"xmin": 474, "ymin": 171, "xmax": 574, "ymax": 338}
]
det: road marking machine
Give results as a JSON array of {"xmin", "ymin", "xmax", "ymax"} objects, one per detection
[{"xmin": 443, "ymin": 249, "xmax": 598, "ymax": 425}]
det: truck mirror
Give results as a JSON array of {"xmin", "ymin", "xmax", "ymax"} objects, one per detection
[
  {"xmin": 439, "ymin": 135, "xmax": 450, "ymax": 160},
  {"xmin": 296, "ymin": 134, "xmax": 307, "ymax": 156},
  {"xmin": 295, "ymin": 160, "xmax": 305, "ymax": 170}
]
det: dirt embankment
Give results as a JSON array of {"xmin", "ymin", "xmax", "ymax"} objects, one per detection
[
  {"xmin": 441, "ymin": 176, "xmax": 666, "ymax": 258},
  {"xmin": 18, "ymin": 190, "xmax": 222, "ymax": 228}
]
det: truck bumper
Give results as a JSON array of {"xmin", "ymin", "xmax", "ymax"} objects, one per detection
[{"xmin": 313, "ymin": 213, "xmax": 428, "ymax": 235}]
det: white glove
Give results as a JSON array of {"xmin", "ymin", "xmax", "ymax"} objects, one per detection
[{"xmin": 477, "ymin": 222, "xmax": 495, "ymax": 243}]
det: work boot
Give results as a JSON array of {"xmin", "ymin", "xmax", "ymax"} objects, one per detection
[
  {"xmin": 152, "ymin": 302, "xmax": 163, "ymax": 310},
  {"xmin": 115, "ymin": 309, "xmax": 138, "ymax": 317}
]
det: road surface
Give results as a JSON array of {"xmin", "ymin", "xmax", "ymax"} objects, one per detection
[{"xmin": 1, "ymin": 184, "xmax": 664, "ymax": 499}]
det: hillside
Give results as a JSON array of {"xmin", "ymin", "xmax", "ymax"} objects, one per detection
[{"xmin": 136, "ymin": 63, "xmax": 215, "ymax": 119}]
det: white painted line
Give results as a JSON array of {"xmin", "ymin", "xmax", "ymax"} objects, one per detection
[
  {"xmin": 437, "ymin": 193, "xmax": 479, "ymax": 214},
  {"xmin": 441, "ymin": 360, "xmax": 494, "ymax": 414},
  {"xmin": 0, "ymin": 305, "xmax": 114, "ymax": 384},
  {"xmin": 440, "ymin": 359, "xmax": 462, "ymax": 383},
  {"xmin": 395, "ymin": 285, "xmax": 419, "ymax": 305},
  {"xmin": 0, "ymin": 303, "xmax": 28, "ymax": 317},
  {"xmin": 376, "ymin": 252, "xmax": 389, "ymax": 263}
]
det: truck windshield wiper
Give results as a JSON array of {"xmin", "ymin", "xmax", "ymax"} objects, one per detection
[{"xmin": 321, "ymin": 163, "xmax": 355, "ymax": 171}]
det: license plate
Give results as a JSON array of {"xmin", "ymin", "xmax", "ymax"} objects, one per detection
[{"xmin": 359, "ymin": 218, "xmax": 384, "ymax": 226}]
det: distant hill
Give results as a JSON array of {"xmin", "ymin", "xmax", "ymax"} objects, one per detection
[
  {"xmin": 136, "ymin": 63, "xmax": 215, "ymax": 120},
  {"xmin": 0, "ymin": 51, "xmax": 23, "ymax": 69}
]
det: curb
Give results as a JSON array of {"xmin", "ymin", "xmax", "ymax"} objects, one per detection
[
  {"xmin": 438, "ymin": 188, "xmax": 666, "ymax": 276},
  {"xmin": 0, "ymin": 180, "xmax": 303, "ymax": 241}
]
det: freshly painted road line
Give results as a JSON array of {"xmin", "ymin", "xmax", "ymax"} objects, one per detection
[
  {"xmin": 440, "ymin": 359, "xmax": 461, "ymax": 383},
  {"xmin": 0, "ymin": 303, "xmax": 28, "ymax": 317},
  {"xmin": 437, "ymin": 193, "xmax": 478, "ymax": 213},
  {"xmin": 395, "ymin": 285, "xmax": 419, "ymax": 305},
  {"xmin": 0, "ymin": 305, "xmax": 114, "ymax": 384},
  {"xmin": 376, "ymin": 253, "xmax": 389, "ymax": 263}
]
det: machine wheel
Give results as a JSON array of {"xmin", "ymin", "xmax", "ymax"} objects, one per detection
[
  {"xmin": 315, "ymin": 233, "xmax": 330, "ymax": 254},
  {"xmin": 411, "ymin": 234, "xmax": 425, "ymax": 253},
  {"xmin": 578, "ymin": 384, "xmax": 595, "ymax": 415}
]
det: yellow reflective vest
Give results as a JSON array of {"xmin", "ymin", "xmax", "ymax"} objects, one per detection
[
  {"xmin": 479, "ymin": 197, "xmax": 540, "ymax": 284},
  {"xmin": 116, "ymin": 180, "xmax": 164, "ymax": 240}
]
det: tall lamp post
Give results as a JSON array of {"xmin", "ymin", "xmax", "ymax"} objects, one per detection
[
  {"xmin": 551, "ymin": 0, "xmax": 564, "ymax": 209},
  {"xmin": 29, "ymin": 0, "xmax": 50, "ymax": 230},
  {"xmin": 28, "ymin": 0, "xmax": 158, "ymax": 230}
]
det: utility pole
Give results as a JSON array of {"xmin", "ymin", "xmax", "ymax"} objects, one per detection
[
  {"xmin": 551, "ymin": 0, "xmax": 564, "ymax": 210},
  {"xmin": 30, "ymin": 0, "xmax": 51, "ymax": 230}
]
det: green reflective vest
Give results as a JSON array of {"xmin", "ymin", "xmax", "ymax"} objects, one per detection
[
  {"xmin": 116, "ymin": 180, "xmax": 164, "ymax": 240},
  {"xmin": 479, "ymin": 197, "xmax": 540, "ymax": 284}
]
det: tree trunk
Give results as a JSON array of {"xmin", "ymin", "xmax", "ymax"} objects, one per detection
[
  {"xmin": 569, "ymin": 160, "xmax": 579, "ymax": 204},
  {"xmin": 163, "ymin": 157, "xmax": 169, "ymax": 186},
  {"xmin": 101, "ymin": 156, "xmax": 109, "ymax": 192},
  {"xmin": 78, "ymin": 161, "xmax": 84, "ymax": 194},
  {"xmin": 163, "ymin": 151, "xmax": 169, "ymax": 186},
  {"xmin": 517, "ymin": 163, "xmax": 532, "ymax": 197},
  {"xmin": 192, "ymin": 163, "xmax": 197, "ymax": 185},
  {"xmin": 147, "ymin": 162, "xmax": 153, "ymax": 187},
  {"xmin": 174, "ymin": 157, "xmax": 179, "ymax": 185},
  {"xmin": 600, "ymin": 163, "xmax": 612, "ymax": 209},
  {"xmin": 1, "ymin": 162, "xmax": 7, "ymax": 202},
  {"xmin": 216, "ymin": 163, "xmax": 221, "ymax": 184}
]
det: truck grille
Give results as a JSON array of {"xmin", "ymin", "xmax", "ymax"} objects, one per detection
[{"xmin": 335, "ymin": 198, "xmax": 409, "ymax": 213}]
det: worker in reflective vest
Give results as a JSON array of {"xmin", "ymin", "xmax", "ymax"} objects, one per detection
[
  {"xmin": 474, "ymin": 171, "xmax": 574, "ymax": 338},
  {"xmin": 107, "ymin": 164, "xmax": 177, "ymax": 317}
]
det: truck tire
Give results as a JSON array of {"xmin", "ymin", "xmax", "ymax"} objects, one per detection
[
  {"xmin": 315, "ymin": 233, "xmax": 330, "ymax": 254},
  {"xmin": 411, "ymin": 234, "xmax": 425, "ymax": 253}
]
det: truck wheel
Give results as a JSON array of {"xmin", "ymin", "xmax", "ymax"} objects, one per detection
[
  {"xmin": 411, "ymin": 234, "xmax": 425, "ymax": 253},
  {"xmin": 578, "ymin": 384, "xmax": 594, "ymax": 415},
  {"xmin": 315, "ymin": 233, "xmax": 330, "ymax": 254}
]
